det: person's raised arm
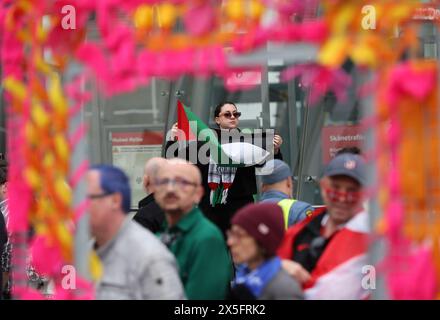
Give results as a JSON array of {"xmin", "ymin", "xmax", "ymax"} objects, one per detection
[{"xmin": 274, "ymin": 134, "xmax": 283, "ymax": 160}]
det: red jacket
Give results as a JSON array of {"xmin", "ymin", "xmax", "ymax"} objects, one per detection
[{"xmin": 277, "ymin": 207, "xmax": 369, "ymax": 296}]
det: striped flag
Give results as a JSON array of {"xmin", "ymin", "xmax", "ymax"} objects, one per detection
[
  {"xmin": 176, "ymin": 100, "xmax": 272, "ymax": 166},
  {"xmin": 176, "ymin": 100, "xmax": 196, "ymax": 141}
]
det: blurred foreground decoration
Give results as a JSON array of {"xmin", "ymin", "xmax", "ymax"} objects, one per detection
[
  {"xmin": 0, "ymin": 0, "xmax": 440, "ymax": 299},
  {"xmin": 377, "ymin": 60, "xmax": 440, "ymax": 299}
]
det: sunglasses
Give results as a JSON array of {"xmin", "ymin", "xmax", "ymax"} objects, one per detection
[
  {"xmin": 87, "ymin": 192, "xmax": 114, "ymax": 200},
  {"xmin": 220, "ymin": 112, "xmax": 241, "ymax": 119},
  {"xmin": 323, "ymin": 187, "xmax": 362, "ymax": 204}
]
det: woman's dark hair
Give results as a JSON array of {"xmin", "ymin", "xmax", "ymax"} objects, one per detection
[{"xmin": 213, "ymin": 101, "xmax": 237, "ymax": 119}]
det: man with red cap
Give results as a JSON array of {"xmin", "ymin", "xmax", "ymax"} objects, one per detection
[{"xmin": 278, "ymin": 151, "xmax": 370, "ymax": 299}]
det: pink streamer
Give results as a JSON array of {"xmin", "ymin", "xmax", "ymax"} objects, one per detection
[
  {"xmin": 96, "ymin": 0, "xmax": 120, "ymax": 39},
  {"xmin": 69, "ymin": 123, "xmax": 88, "ymax": 150},
  {"xmin": 66, "ymin": 75, "xmax": 92, "ymax": 110},
  {"xmin": 386, "ymin": 246, "xmax": 437, "ymax": 300},
  {"xmin": 232, "ymin": 20, "xmax": 327, "ymax": 53},
  {"xmin": 387, "ymin": 62, "xmax": 436, "ymax": 108},
  {"xmin": 212, "ymin": 45, "xmax": 227, "ymax": 76},
  {"xmin": 73, "ymin": 199, "xmax": 90, "ymax": 223},
  {"xmin": 282, "ymin": 64, "xmax": 352, "ymax": 105},
  {"xmin": 184, "ymin": 2, "xmax": 216, "ymax": 36},
  {"xmin": 386, "ymin": 199, "xmax": 404, "ymax": 241},
  {"xmin": 30, "ymin": 235, "xmax": 64, "ymax": 277},
  {"xmin": 8, "ymin": 179, "xmax": 33, "ymax": 233},
  {"xmin": 137, "ymin": 50, "xmax": 156, "ymax": 79},
  {"xmin": 70, "ymin": 160, "xmax": 89, "ymax": 189},
  {"xmin": 76, "ymin": 42, "xmax": 110, "ymax": 85},
  {"xmin": 19, "ymin": 288, "xmax": 45, "ymax": 300},
  {"xmin": 46, "ymin": 1, "xmax": 92, "ymax": 56}
]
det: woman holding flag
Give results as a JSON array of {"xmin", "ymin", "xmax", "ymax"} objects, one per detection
[{"xmin": 165, "ymin": 101, "xmax": 283, "ymax": 237}]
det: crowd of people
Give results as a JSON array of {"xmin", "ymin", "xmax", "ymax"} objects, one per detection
[{"xmin": 0, "ymin": 102, "xmax": 370, "ymax": 300}]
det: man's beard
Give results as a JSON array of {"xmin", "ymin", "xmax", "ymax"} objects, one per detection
[
  {"xmin": 163, "ymin": 192, "xmax": 185, "ymax": 215},
  {"xmin": 166, "ymin": 207, "xmax": 185, "ymax": 215}
]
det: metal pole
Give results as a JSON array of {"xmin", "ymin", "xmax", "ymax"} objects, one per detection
[
  {"xmin": 287, "ymin": 79, "xmax": 299, "ymax": 178},
  {"xmin": 65, "ymin": 63, "xmax": 91, "ymax": 282},
  {"xmin": 361, "ymin": 69, "xmax": 388, "ymax": 299}
]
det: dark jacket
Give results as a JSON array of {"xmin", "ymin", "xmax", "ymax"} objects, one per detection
[
  {"xmin": 157, "ymin": 207, "xmax": 233, "ymax": 299},
  {"xmin": 165, "ymin": 128, "xmax": 282, "ymax": 235},
  {"xmin": 133, "ymin": 194, "xmax": 165, "ymax": 234}
]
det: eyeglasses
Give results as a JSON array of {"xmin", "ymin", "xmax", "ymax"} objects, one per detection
[
  {"xmin": 87, "ymin": 192, "xmax": 114, "ymax": 200},
  {"xmin": 155, "ymin": 177, "xmax": 198, "ymax": 189},
  {"xmin": 323, "ymin": 187, "xmax": 362, "ymax": 204},
  {"xmin": 220, "ymin": 111, "xmax": 241, "ymax": 119}
]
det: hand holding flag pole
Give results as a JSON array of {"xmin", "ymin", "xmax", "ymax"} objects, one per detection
[{"xmin": 175, "ymin": 100, "xmax": 271, "ymax": 166}]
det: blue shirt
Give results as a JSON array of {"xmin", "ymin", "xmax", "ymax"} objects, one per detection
[{"xmin": 260, "ymin": 190, "xmax": 314, "ymax": 227}]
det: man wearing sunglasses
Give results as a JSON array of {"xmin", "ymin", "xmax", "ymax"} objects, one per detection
[{"xmin": 277, "ymin": 151, "xmax": 370, "ymax": 299}]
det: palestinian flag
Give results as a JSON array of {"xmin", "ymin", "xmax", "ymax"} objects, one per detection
[
  {"xmin": 176, "ymin": 100, "xmax": 274, "ymax": 206},
  {"xmin": 177, "ymin": 100, "xmax": 196, "ymax": 141},
  {"xmin": 176, "ymin": 100, "xmax": 272, "ymax": 166}
]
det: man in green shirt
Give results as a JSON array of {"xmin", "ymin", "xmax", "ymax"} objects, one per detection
[{"xmin": 154, "ymin": 159, "xmax": 232, "ymax": 300}]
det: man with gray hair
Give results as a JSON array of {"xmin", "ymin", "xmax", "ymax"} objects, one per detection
[
  {"xmin": 154, "ymin": 159, "xmax": 232, "ymax": 299},
  {"xmin": 133, "ymin": 157, "xmax": 167, "ymax": 233},
  {"xmin": 260, "ymin": 159, "xmax": 314, "ymax": 229}
]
